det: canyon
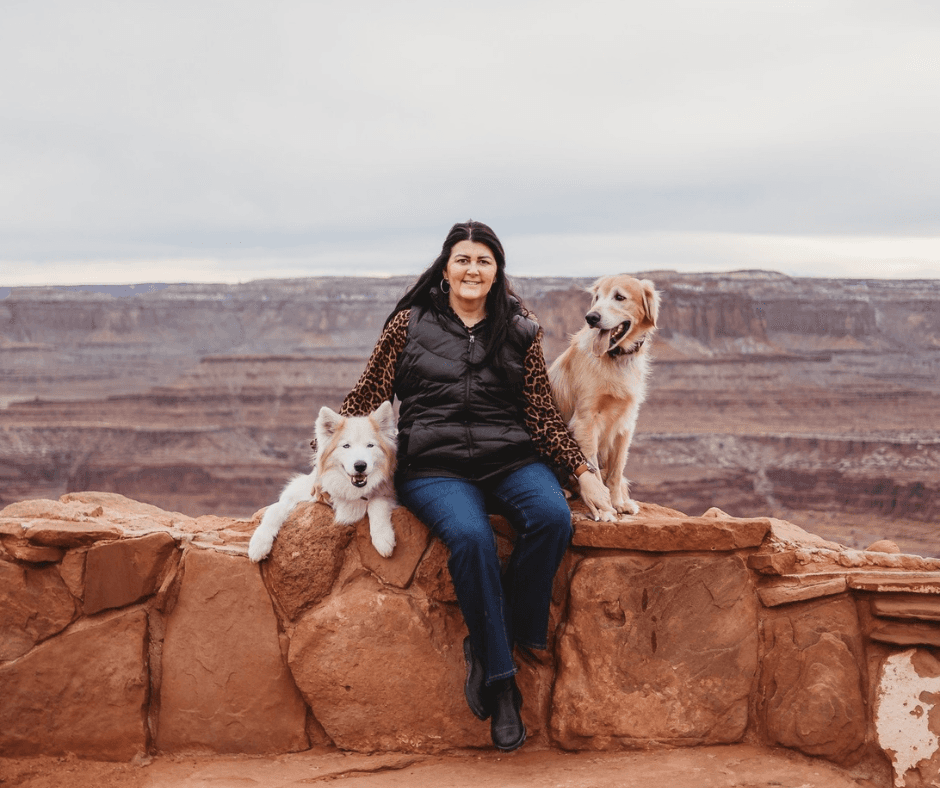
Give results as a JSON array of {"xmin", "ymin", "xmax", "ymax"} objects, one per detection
[{"xmin": 1, "ymin": 271, "xmax": 938, "ymax": 556}]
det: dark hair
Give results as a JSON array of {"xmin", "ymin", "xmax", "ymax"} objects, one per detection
[{"xmin": 386, "ymin": 220, "xmax": 530, "ymax": 374}]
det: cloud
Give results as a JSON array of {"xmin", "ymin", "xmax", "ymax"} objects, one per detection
[{"xmin": 1, "ymin": 1, "xmax": 939, "ymax": 282}]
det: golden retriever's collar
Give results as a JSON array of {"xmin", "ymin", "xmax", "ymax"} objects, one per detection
[{"xmin": 608, "ymin": 335, "xmax": 646, "ymax": 358}]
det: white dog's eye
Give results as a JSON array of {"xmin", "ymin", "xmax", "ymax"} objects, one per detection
[
  {"xmin": 342, "ymin": 443, "xmax": 351, "ymax": 449},
  {"xmin": 366, "ymin": 443, "xmax": 374, "ymax": 448}
]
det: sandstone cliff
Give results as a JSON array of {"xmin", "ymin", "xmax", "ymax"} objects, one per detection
[{"xmin": 1, "ymin": 273, "xmax": 938, "ymax": 555}]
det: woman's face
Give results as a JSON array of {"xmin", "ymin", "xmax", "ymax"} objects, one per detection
[{"xmin": 444, "ymin": 240, "xmax": 498, "ymax": 307}]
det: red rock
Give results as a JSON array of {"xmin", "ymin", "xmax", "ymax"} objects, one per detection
[
  {"xmin": 569, "ymin": 500, "xmax": 687, "ymax": 521},
  {"xmin": 0, "ymin": 499, "xmax": 104, "ymax": 520},
  {"xmin": 765, "ymin": 519, "xmax": 846, "ymax": 551},
  {"xmin": 288, "ymin": 574, "xmax": 490, "ymax": 752},
  {"xmin": 412, "ymin": 538, "xmax": 457, "ymax": 602},
  {"xmin": 848, "ymin": 571, "xmax": 940, "ymax": 593},
  {"xmin": 195, "ymin": 514, "xmax": 257, "ymax": 545},
  {"xmin": 0, "ymin": 560, "xmax": 77, "ymax": 661},
  {"xmin": 156, "ymin": 547, "xmax": 308, "ymax": 754},
  {"xmin": 23, "ymin": 519, "xmax": 123, "ymax": 547},
  {"xmin": 871, "ymin": 593, "xmax": 940, "ymax": 621},
  {"xmin": 766, "ymin": 631, "xmax": 867, "ymax": 763},
  {"xmin": 0, "ymin": 610, "xmax": 149, "ymax": 761},
  {"xmin": 572, "ymin": 514, "xmax": 770, "ymax": 552},
  {"xmin": 701, "ymin": 506, "xmax": 732, "ymax": 518},
  {"xmin": 259, "ymin": 501, "xmax": 356, "ymax": 621},
  {"xmin": 551, "ymin": 554, "xmax": 758, "ymax": 749},
  {"xmin": 59, "ymin": 491, "xmax": 194, "ymax": 533},
  {"xmin": 515, "ymin": 611, "xmax": 562, "ymax": 744},
  {"xmin": 0, "ymin": 518, "xmax": 25, "ymax": 536},
  {"xmin": 356, "ymin": 506, "xmax": 431, "ymax": 588},
  {"xmin": 83, "ymin": 532, "xmax": 178, "ymax": 614},
  {"xmin": 870, "ymin": 621, "xmax": 940, "ymax": 648},
  {"xmin": 760, "ymin": 595, "xmax": 866, "ymax": 763},
  {"xmin": 867, "ymin": 539, "xmax": 901, "ymax": 554},
  {"xmin": 58, "ymin": 548, "xmax": 87, "ymax": 598},
  {"xmin": 747, "ymin": 551, "xmax": 798, "ymax": 576},
  {"xmin": 0, "ymin": 537, "xmax": 64, "ymax": 562},
  {"xmin": 757, "ymin": 576, "xmax": 848, "ymax": 607}
]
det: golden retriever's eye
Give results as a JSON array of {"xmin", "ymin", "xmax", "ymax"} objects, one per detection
[{"xmin": 614, "ymin": 293, "xmax": 626, "ymax": 301}]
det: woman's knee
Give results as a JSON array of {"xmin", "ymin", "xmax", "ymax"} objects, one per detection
[
  {"xmin": 526, "ymin": 493, "xmax": 573, "ymax": 542},
  {"xmin": 443, "ymin": 519, "xmax": 499, "ymax": 560}
]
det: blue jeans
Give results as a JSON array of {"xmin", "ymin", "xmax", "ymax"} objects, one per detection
[{"xmin": 397, "ymin": 461, "xmax": 572, "ymax": 684}]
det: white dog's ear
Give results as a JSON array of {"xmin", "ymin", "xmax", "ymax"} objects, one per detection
[
  {"xmin": 640, "ymin": 280, "xmax": 660, "ymax": 328},
  {"xmin": 370, "ymin": 400, "xmax": 397, "ymax": 438},
  {"xmin": 316, "ymin": 407, "xmax": 343, "ymax": 438}
]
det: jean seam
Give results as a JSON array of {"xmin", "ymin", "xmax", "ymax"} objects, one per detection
[
  {"xmin": 517, "ymin": 639, "xmax": 547, "ymax": 650},
  {"xmin": 485, "ymin": 666, "xmax": 518, "ymax": 685}
]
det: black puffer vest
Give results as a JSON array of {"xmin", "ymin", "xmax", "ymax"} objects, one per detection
[{"xmin": 395, "ymin": 297, "xmax": 540, "ymax": 482}]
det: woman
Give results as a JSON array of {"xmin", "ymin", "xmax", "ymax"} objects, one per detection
[{"xmin": 339, "ymin": 220, "xmax": 613, "ymax": 751}]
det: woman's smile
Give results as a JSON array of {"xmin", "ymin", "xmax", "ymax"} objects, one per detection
[{"xmin": 444, "ymin": 239, "xmax": 498, "ymax": 319}]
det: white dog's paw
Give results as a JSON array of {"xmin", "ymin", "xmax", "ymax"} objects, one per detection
[
  {"xmin": 370, "ymin": 524, "xmax": 396, "ymax": 558},
  {"xmin": 248, "ymin": 530, "xmax": 274, "ymax": 563}
]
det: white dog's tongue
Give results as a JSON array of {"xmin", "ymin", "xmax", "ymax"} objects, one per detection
[{"xmin": 592, "ymin": 328, "xmax": 611, "ymax": 357}]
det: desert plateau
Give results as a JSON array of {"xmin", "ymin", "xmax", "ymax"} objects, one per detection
[{"xmin": 1, "ymin": 271, "xmax": 938, "ymax": 555}]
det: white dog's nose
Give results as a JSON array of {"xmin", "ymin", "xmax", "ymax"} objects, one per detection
[{"xmin": 354, "ymin": 460, "xmax": 367, "ymax": 473}]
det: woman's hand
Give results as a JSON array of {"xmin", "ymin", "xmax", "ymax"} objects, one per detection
[{"xmin": 577, "ymin": 470, "xmax": 617, "ymax": 522}]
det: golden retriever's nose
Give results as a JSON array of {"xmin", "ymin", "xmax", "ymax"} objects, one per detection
[{"xmin": 585, "ymin": 311, "xmax": 601, "ymax": 327}]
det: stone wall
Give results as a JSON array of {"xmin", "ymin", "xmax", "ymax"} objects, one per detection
[{"xmin": 2, "ymin": 491, "xmax": 940, "ymax": 787}]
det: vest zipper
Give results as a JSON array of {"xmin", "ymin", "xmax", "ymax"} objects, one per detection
[
  {"xmin": 465, "ymin": 330, "xmax": 475, "ymax": 458},
  {"xmin": 466, "ymin": 333, "xmax": 475, "ymax": 408}
]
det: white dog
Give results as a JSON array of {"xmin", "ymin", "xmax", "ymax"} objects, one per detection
[
  {"xmin": 248, "ymin": 401, "xmax": 398, "ymax": 561},
  {"xmin": 549, "ymin": 274, "xmax": 660, "ymax": 517}
]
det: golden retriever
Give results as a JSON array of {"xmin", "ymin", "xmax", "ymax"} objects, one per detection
[{"xmin": 548, "ymin": 275, "xmax": 660, "ymax": 516}]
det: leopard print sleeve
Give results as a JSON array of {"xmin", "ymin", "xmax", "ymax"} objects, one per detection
[
  {"xmin": 339, "ymin": 309, "xmax": 410, "ymax": 417},
  {"xmin": 522, "ymin": 329, "xmax": 587, "ymax": 476}
]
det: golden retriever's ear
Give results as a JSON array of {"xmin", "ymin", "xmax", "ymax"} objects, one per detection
[
  {"xmin": 640, "ymin": 280, "xmax": 660, "ymax": 328},
  {"xmin": 584, "ymin": 278, "xmax": 602, "ymax": 296}
]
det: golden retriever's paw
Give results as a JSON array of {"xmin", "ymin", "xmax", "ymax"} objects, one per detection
[
  {"xmin": 614, "ymin": 498, "xmax": 640, "ymax": 517},
  {"xmin": 596, "ymin": 506, "xmax": 619, "ymax": 522},
  {"xmin": 370, "ymin": 524, "xmax": 396, "ymax": 558}
]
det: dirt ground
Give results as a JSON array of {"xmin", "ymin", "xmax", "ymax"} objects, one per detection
[{"xmin": 0, "ymin": 744, "xmax": 884, "ymax": 788}]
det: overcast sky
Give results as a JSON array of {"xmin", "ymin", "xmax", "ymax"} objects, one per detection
[{"xmin": 2, "ymin": 0, "xmax": 939, "ymax": 285}]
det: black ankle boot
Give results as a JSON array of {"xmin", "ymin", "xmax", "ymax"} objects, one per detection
[
  {"xmin": 490, "ymin": 676, "xmax": 526, "ymax": 752},
  {"xmin": 463, "ymin": 637, "xmax": 492, "ymax": 720}
]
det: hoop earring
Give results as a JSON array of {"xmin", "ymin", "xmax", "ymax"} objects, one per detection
[{"xmin": 440, "ymin": 277, "xmax": 450, "ymax": 294}]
